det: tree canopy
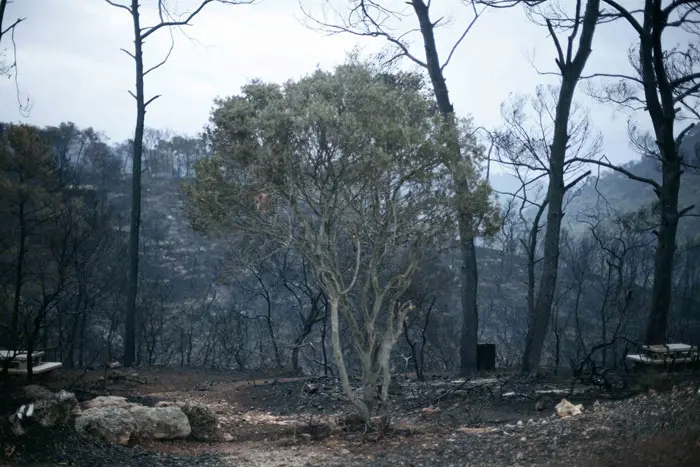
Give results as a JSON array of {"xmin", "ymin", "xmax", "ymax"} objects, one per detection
[{"xmin": 185, "ymin": 58, "xmax": 495, "ymax": 419}]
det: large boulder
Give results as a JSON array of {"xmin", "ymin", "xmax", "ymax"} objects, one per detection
[
  {"xmin": 81, "ymin": 395, "xmax": 135, "ymax": 411},
  {"xmin": 129, "ymin": 406, "xmax": 191, "ymax": 440},
  {"xmin": 181, "ymin": 404, "xmax": 217, "ymax": 440},
  {"xmin": 75, "ymin": 398, "xmax": 192, "ymax": 444},
  {"xmin": 75, "ymin": 407, "xmax": 137, "ymax": 446}
]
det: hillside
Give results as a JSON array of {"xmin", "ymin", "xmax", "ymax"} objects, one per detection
[
  {"xmin": 490, "ymin": 130, "xmax": 700, "ymax": 241},
  {"xmin": 106, "ymin": 175, "xmax": 225, "ymax": 301},
  {"xmin": 564, "ymin": 151, "xmax": 700, "ymax": 239}
]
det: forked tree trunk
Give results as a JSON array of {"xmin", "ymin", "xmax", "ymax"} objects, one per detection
[
  {"xmin": 328, "ymin": 295, "xmax": 369, "ymax": 420},
  {"xmin": 521, "ymin": 0, "xmax": 600, "ymax": 375},
  {"xmin": 411, "ymin": 0, "xmax": 480, "ymax": 376},
  {"xmin": 596, "ymin": 0, "xmax": 695, "ymax": 345},
  {"xmin": 636, "ymin": 2, "xmax": 684, "ymax": 346}
]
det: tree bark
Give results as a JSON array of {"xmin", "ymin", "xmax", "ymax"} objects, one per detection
[
  {"xmin": 9, "ymin": 198, "xmax": 26, "ymax": 354},
  {"xmin": 411, "ymin": 0, "xmax": 480, "ymax": 376},
  {"xmin": 123, "ymin": 0, "xmax": 145, "ymax": 367},
  {"xmin": 599, "ymin": 0, "xmax": 697, "ymax": 345},
  {"xmin": 521, "ymin": 0, "xmax": 600, "ymax": 375},
  {"xmin": 646, "ymin": 167, "xmax": 680, "ymax": 344},
  {"xmin": 329, "ymin": 295, "xmax": 368, "ymax": 420},
  {"xmin": 637, "ymin": 0, "xmax": 681, "ymax": 345}
]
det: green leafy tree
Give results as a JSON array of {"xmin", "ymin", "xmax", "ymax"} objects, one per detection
[
  {"xmin": 305, "ymin": 0, "xmax": 501, "ymax": 376},
  {"xmin": 186, "ymin": 60, "xmax": 491, "ymax": 421}
]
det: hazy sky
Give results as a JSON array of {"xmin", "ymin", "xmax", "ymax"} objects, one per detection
[{"xmin": 0, "ymin": 0, "xmax": 662, "ymax": 170}]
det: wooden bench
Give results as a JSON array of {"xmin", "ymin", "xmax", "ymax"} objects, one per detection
[{"xmin": 0, "ymin": 350, "xmax": 63, "ymax": 375}]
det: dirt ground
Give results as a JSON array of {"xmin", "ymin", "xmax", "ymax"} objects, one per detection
[{"xmin": 5, "ymin": 367, "xmax": 700, "ymax": 466}]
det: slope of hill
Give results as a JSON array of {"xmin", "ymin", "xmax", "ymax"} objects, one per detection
[{"xmin": 564, "ymin": 152, "xmax": 700, "ymax": 239}]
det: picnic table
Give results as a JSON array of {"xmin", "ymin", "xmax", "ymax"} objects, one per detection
[
  {"xmin": 0, "ymin": 350, "xmax": 63, "ymax": 375},
  {"xmin": 626, "ymin": 343, "xmax": 699, "ymax": 368}
]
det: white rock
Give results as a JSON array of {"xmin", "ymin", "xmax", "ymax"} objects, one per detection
[
  {"xmin": 129, "ymin": 406, "xmax": 191, "ymax": 440},
  {"xmin": 555, "ymin": 399, "xmax": 583, "ymax": 418},
  {"xmin": 75, "ymin": 407, "xmax": 137, "ymax": 446},
  {"xmin": 81, "ymin": 396, "xmax": 134, "ymax": 411}
]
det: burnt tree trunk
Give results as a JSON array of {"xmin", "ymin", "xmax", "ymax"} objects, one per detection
[
  {"xmin": 411, "ymin": 0, "xmax": 480, "ymax": 376},
  {"xmin": 123, "ymin": 0, "xmax": 146, "ymax": 367},
  {"xmin": 638, "ymin": 1, "xmax": 683, "ymax": 345},
  {"xmin": 9, "ymin": 198, "xmax": 26, "ymax": 353},
  {"xmin": 521, "ymin": 0, "xmax": 600, "ymax": 375}
]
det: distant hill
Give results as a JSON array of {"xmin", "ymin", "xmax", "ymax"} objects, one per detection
[
  {"xmin": 491, "ymin": 126, "xmax": 700, "ymax": 241},
  {"xmin": 107, "ymin": 175, "xmax": 224, "ymax": 302},
  {"xmin": 563, "ymin": 151, "xmax": 700, "ymax": 240}
]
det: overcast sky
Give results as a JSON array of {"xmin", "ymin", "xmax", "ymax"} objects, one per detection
[{"xmin": 0, "ymin": 0, "xmax": 664, "ymax": 170}]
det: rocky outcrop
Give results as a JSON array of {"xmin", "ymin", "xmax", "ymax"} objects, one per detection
[
  {"xmin": 129, "ymin": 406, "xmax": 191, "ymax": 440},
  {"xmin": 80, "ymin": 395, "xmax": 135, "ymax": 410},
  {"xmin": 75, "ymin": 407, "xmax": 137, "ymax": 446},
  {"xmin": 181, "ymin": 404, "xmax": 218, "ymax": 440},
  {"xmin": 75, "ymin": 398, "xmax": 191, "ymax": 445}
]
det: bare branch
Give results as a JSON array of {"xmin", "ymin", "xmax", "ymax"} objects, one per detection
[
  {"xmin": 580, "ymin": 72, "xmax": 644, "ymax": 84},
  {"xmin": 602, "ymin": 0, "xmax": 644, "ymax": 35},
  {"xmin": 104, "ymin": 0, "xmax": 132, "ymax": 14},
  {"xmin": 10, "ymin": 20, "xmax": 30, "ymax": 116},
  {"xmin": 143, "ymin": 29, "xmax": 176, "ymax": 76},
  {"xmin": 142, "ymin": 0, "xmax": 255, "ymax": 40},
  {"xmin": 564, "ymin": 169, "xmax": 591, "ymax": 192},
  {"xmin": 145, "ymin": 94, "xmax": 161, "ymax": 107},
  {"xmin": 679, "ymin": 204, "xmax": 696, "ymax": 217},
  {"xmin": 570, "ymin": 155, "xmax": 661, "ymax": 189},
  {"xmin": 300, "ymin": 2, "xmax": 428, "ymax": 69},
  {"xmin": 546, "ymin": 18, "xmax": 566, "ymax": 71},
  {"xmin": 120, "ymin": 48, "xmax": 135, "ymax": 59},
  {"xmin": 0, "ymin": 16, "xmax": 22, "ymax": 38},
  {"xmin": 670, "ymin": 71, "xmax": 700, "ymax": 89},
  {"xmin": 662, "ymin": 0, "xmax": 700, "ymax": 18},
  {"xmin": 441, "ymin": 3, "xmax": 484, "ymax": 71}
]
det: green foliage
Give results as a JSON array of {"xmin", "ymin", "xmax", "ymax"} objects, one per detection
[
  {"xmin": 185, "ymin": 57, "xmax": 503, "ymax": 419},
  {"xmin": 188, "ymin": 59, "xmax": 457, "ymax": 249}
]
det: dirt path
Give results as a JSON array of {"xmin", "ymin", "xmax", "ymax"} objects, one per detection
[{"xmin": 20, "ymin": 368, "xmax": 700, "ymax": 466}]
